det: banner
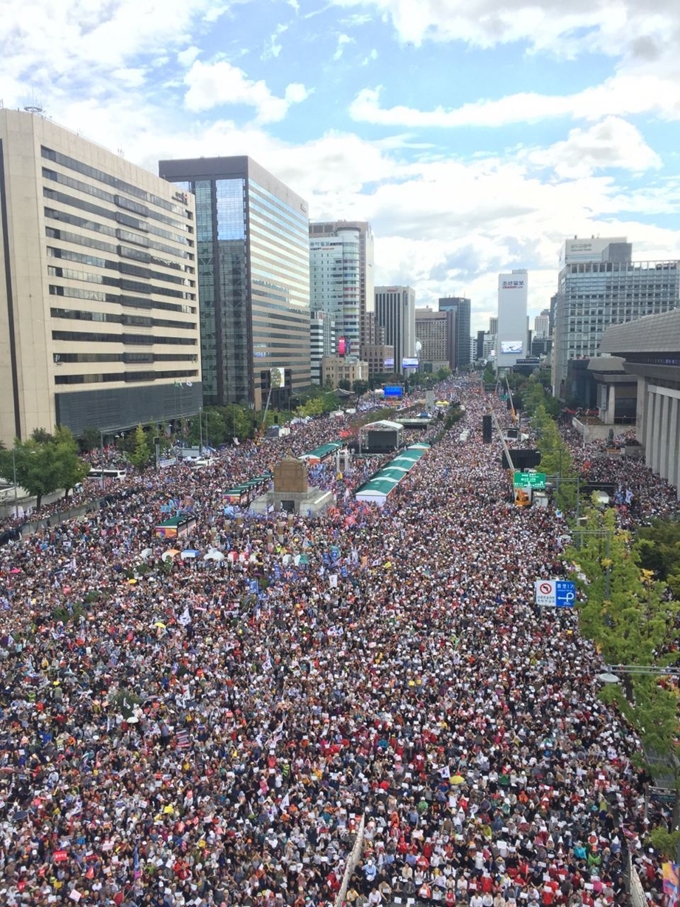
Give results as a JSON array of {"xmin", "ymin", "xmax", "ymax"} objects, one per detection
[{"xmin": 664, "ymin": 863, "xmax": 679, "ymax": 907}]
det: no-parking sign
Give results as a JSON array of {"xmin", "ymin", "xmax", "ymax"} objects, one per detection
[{"xmin": 534, "ymin": 580, "xmax": 576, "ymax": 608}]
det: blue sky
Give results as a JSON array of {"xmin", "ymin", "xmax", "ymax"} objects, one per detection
[{"xmin": 3, "ymin": 0, "xmax": 680, "ymax": 332}]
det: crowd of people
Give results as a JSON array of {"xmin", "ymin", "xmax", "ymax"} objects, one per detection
[{"xmin": 0, "ymin": 379, "xmax": 676, "ymax": 907}]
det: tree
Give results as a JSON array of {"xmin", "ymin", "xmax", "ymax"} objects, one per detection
[
  {"xmin": 637, "ymin": 520, "xmax": 680, "ymax": 599},
  {"xmin": 31, "ymin": 427, "xmax": 53, "ymax": 444},
  {"xmin": 338, "ymin": 379, "xmax": 351, "ymax": 391},
  {"xmin": 128, "ymin": 424, "xmax": 152, "ymax": 469},
  {"xmin": 566, "ymin": 506, "xmax": 680, "ymax": 820},
  {"xmin": 436, "ymin": 367, "xmax": 451, "ymax": 381},
  {"xmin": 79, "ymin": 426, "xmax": 101, "ymax": 453},
  {"xmin": 218, "ymin": 404, "xmax": 252, "ymax": 442},
  {"xmin": 0, "ymin": 438, "xmax": 60, "ymax": 510},
  {"xmin": 352, "ymin": 379, "xmax": 369, "ymax": 396},
  {"xmin": 53, "ymin": 426, "xmax": 90, "ymax": 498}
]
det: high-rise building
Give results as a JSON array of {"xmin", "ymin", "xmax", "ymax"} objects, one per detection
[
  {"xmin": 159, "ymin": 156, "xmax": 310, "ymax": 407},
  {"xmin": 309, "ymin": 220, "xmax": 374, "ymax": 342},
  {"xmin": 534, "ymin": 310, "xmax": 550, "ymax": 339},
  {"xmin": 309, "ymin": 226, "xmax": 360, "ymax": 356},
  {"xmin": 415, "ymin": 307, "xmax": 449, "ymax": 371},
  {"xmin": 310, "ymin": 310, "xmax": 335, "ymax": 385},
  {"xmin": 438, "ymin": 297, "xmax": 471, "ymax": 370},
  {"xmin": 552, "ymin": 236, "xmax": 680, "ymax": 398},
  {"xmin": 375, "ymin": 287, "xmax": 416, "ymax": 374},
  {"xmin": 497, "ymin": 271, "xmax": 528, "ymax": 371},
  {"xmin": 0, "ymin": 109, "xmax": 201, "ymax": 445}
]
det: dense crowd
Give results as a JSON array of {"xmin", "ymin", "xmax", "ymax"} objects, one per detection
[{"xmin": 0, "ymin": 381, "xmax": 676, "ymax": 907}]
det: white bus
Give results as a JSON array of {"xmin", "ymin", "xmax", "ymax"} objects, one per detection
[{"xmin": 86, "ymin": 468, "xmax": 127, "ymax": 482}]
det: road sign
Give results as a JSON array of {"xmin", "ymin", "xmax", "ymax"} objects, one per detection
[
  {"xmin": 534, "ymin": 579, "xmax": 576, "ymax": 608},
  {"xmin": 514, "ymin": 471, "xmax": 546, "ymax": 489}
]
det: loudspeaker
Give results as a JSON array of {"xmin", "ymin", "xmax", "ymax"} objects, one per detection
[{"xmin": 482, "ymin": 414, "xmax": 492, "ymax": 444}]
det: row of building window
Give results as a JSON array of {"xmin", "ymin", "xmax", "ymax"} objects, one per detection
[
  {"xmin": 42, "ymin": 168, "xmax": 192, "ymax": 234},
  {"xmin": 42, "ymin": 167, "xmax": 194, "ymax": 236},
  {"xmin": 45, "ymin": 213, "xmax": 194, "ymax": 262},
  {"xmin": 566, "ymin": 262, "xmax": 678, "ymax": 273},
  {"xmin": 47, "ymin": 246, "xmax": 193, "ymax": 285},
  {"xmin": 50, "ymin": 306, "xmax": 196, "ymax": 331},
  {"xmin": 54, "ymin": 352, "xmax": 198, "ymax": 363},
  {"xmin": 48, "ymin": 285, "xmax": 196, "ymax": 311},
  {"xmin": 41, "ymin": 146, "xmax": 191, "ymax": 218},
  {"xmin": 43, "ymin": 187, "xmax": 192, "ymax": 247},
  {"xmin": 52, "ymin": 330, "xmax": 197, "ymax": 346},
  {"xmin": 55, "ymin": 368, "xmax": 198, "ymax": 385},
  {"xmin": 47, "ymin": 266, "xmax": 194, "ymax": 300}
]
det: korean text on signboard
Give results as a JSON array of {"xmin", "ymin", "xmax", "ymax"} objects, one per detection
[{"xmin": 534, "ymin": 580, "xmax": 576, "ymax": 608}]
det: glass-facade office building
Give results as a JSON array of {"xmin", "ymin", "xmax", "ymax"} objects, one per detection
[
  {"xmin": 552, "ymin": 238, "xmax": 680, "ymax": 398},
  {"xmin": 159, "ymin": 156, "xmax": 310, "ymax": 407}
]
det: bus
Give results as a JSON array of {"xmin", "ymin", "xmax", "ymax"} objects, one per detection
[{"xmin": 86, "ymin": 468, "xmax": 128, "ymax": 482}]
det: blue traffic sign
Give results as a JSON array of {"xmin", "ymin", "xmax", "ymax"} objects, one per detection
[{"xmin": 555, "ymin": 581, "xmax": 576, "ymax": 608}]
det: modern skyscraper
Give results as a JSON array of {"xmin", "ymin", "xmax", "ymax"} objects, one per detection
[
  {"xmin": 310, "ymin": 310, "xmax": 335, "ymax": 385},
  {"xmin": 438, "ymin": 297, "xmax": 471, "ymax": 370},
  {"xmin": 159, "ymin": 156, "xmax": 310, "ymax": 407},
  {"xmin": 375, "ymin": 286, "xmax": 416, "ymax": 374},
  {"xmin": 552, "ymin": 237, "xmax": 680, "ymax": 398},
  {"xmin": 497, "ymin": 271, "xmax": 529, "ymax": 371},
  {"xmin": 309, "ymin": 220, "xmax": 374, "ymax": 342},
  {"xmin": 534, "ymin": 310, "xmax": 550, "ymax": 339},
  {"xmin": 0, "ymin": 109, "xmax": 201, "ymax": 445},
  {"xmin": 309, "ymin": 226, "xmax": 360, "ymax": 356}
]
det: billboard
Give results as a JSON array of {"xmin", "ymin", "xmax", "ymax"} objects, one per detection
[
  {"xmin": 402, "ymin": 357, "xmax": 419, "ymax": 369},
  {"xmin": 270, "ymin": 367, "xmax": 285, "ymax": 388},
  {"xmin": 338, "ymin": 336, "xmax": 347, "ymax": 357},
  {"xmin": 501, "ymin": 278, "xmax": 525, "ymax": 290},
  {"xmin": 501, "ymin": 341, "xmax": 523, "ymax": 354},
  {"xmin": 384, "ymin": 386, "xmax": 403, "ymax": 399},
  {"xmin": 383, "ymin": 357, "xmax": 395, "ymax": 369}
]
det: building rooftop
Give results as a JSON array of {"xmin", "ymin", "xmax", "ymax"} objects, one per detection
[
  {"xmin": 599, "ymin": 310, "xmax": 680, "ymax": 355},
  {"xmin": 587, "ymin": 356, "xmax": 627, "ymax": 374}
]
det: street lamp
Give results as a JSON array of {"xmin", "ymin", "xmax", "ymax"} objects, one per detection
[{"xmin": 11, "ymin": 448, "xmax": 18, "ymax": 520}]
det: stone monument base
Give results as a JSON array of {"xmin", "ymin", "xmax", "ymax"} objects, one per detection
[{"xmin": 250, "ymin": 488, "xmax": 335, "ymax": 516}]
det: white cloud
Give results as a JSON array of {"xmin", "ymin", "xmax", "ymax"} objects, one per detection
[
  {"xmin": 183, "ymin": 60, "xmax": 309, "ymax": 121},
  {"xmin": 262, "ymin": 23, "xmax": 289, "ymax": 60},
  {"xmin": 329, "ymin": 0, "xmax": 680, "ymax": 60},
  {"xmin": 177, "ymin": 45, "xmax": 202, "ymax": 67},
  {"xmin": 0, "ymin": 0, "xmax": 226, "ymax": 105},
  {"xmin": 350, "ymin": 74, "xmax": 680, "ymax": 129},
  {"xmin": 525, "ymin": 117, "xmax": 662, "ymax": 178},
  {"xmin": 333, "ymin": 33, "xmax": 355, "ymax": 60}
]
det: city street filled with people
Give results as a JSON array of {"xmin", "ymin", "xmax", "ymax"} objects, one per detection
[{"xmin": 0, "ymin": 380, "xmax": 676, "ymax": 907}]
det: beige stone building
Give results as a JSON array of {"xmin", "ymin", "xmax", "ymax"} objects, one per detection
[
  {"xmin": 321, "ymin": 357, "xmax": 367, "ymax": 388},
  {"xmin": 0, "ymin": 109, "xmax": 201, "ymax": 445}
]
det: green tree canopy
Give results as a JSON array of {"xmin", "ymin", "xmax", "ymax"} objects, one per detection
[
  {"xmin": 0, "ymin": 427, "xmax": 90, "ymax": 508},
  {"xmin": 128, "ymin": 424, "xmax": 152, "ymax": 469}
]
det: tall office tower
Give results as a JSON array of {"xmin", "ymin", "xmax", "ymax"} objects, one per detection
[
  {"xmin": 0, "ymin": 109, "xmax": 201, "ymax": 445},
  {"xmin": 310, "ymin": 310, "xmax": 335, "ymax": 385},
  {"xmin": 375, "ymin": 286, "xmax": 416, "ymax": 374},
  {"xmin": 534, "ymin": 309, "xmax": 550, "ymax": 339},
  {"xmin": 309, "ymin": 226, "xmax": 360, "ymax": 355},
  {"xmin": 476, "ymin": 330, "xmax": 486, "ymax": 361},
  {"xmin": 438, "ymin": 297, "xmax": 471, "ymax": 369},
  {"xmin": 552, "ymin": 236, "xmax": 680, "ymax": 398},
  {"xmin": 309, "ymin": 220, "xmax": 374, "ymax": 342},
  {"xmin": 160, "ymin": 156, "xmax": 310, "ymax": 407},
  {"xmin": 415, "ymin": 307, "xmax": 449, "ymax": 371},
  {"xmin": 497, "ymin": 270, "xmax": 529, "ymax": 371}
]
